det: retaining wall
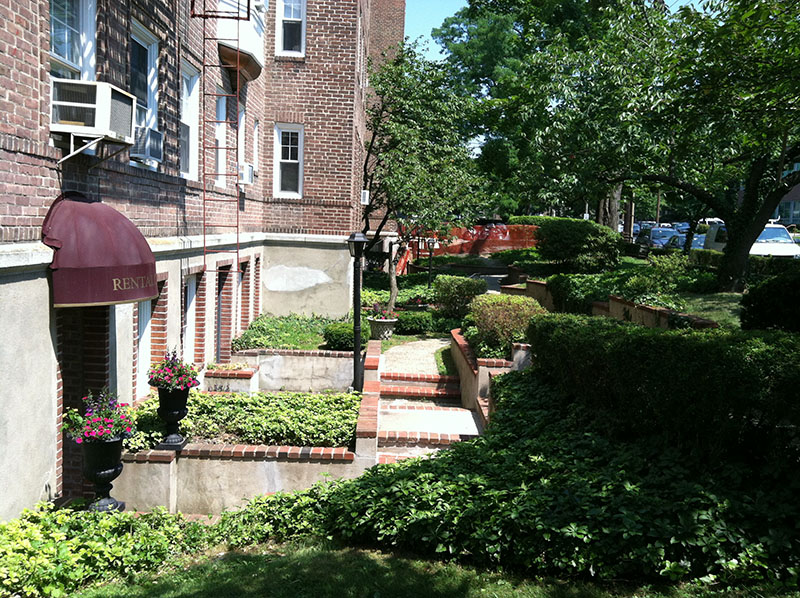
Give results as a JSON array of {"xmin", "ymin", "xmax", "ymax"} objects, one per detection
[{"xmin": 233, "ymin": 348, "xmax": 355, "ymax": 391}]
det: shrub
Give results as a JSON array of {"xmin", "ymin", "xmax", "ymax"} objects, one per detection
[
  {"xmin": 741, "ymin": 271, "xmax": 800, "ymax": 332},
  {"xmin": 323, "ymin": 321, "xmax": 369, "ymax": 351},
  {"xmin": 127, "ymin": 391, "xmax": 361, "ymax": 450},
  {"xmin": 491, "ymin": 247, "xmax": 541, "ymax": 265},
  {"xmin": 431, "ymin": 312, "xmax": 462, "ymax": 333},
  {"xmin": 547, "ymin": 270, "xmax": 634, "ymax": 313},
  {"xmin": 432, "ymin": 275, "xmax": 488, "ymax": 318},
  {"xmin": 532, "ymin": 216, "xmax": 621, "ymax": 272},
  {"xmin": 395, "ymin": 310, "xmax": 433, "ymax": 334},
  {"xmin": 506, "ymin": 215, "xmax": 551, "ymax": 226},
  {"xmin": 526, "ymin": 313, "xmax": 800, "ymax": 462},
  {"xmin": 462, "ymin": 294, "xmax": 545, "ymax": 358}
]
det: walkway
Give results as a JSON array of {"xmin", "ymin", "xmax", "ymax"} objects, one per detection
[{"xmin": 374, "ymin": 336, "xmax": 482, "ymax": 464}]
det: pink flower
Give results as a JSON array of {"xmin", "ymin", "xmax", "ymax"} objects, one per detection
[
  {"xmin": 76, "ymin": 438, "xmax": 83, "ymax": 444},
  {"xmin": 125, "ymin": 426, "xmax": 132, "ymax": 432}
]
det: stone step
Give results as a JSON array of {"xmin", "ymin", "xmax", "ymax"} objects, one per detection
[
  {"xmin": 379, "ymin": 400, "xmax": 470, "ymax": 414},
  {"xmin": 379, "ymin": 384, "xmax": 461, "ymax": 401},
  {"xmin": 377, "ymin": 430, "xmax": 479, "ymax": 449},
  {"xmin": 380, "ymin": 372, "xmax": 459, "ymax": 389}
]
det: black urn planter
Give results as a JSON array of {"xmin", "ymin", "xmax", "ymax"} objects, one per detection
[
  {"xmin": 155, "ymin": 387, "xmax": 190, "ymax": 450},
  {"xmin": 82, "ymin": 438, "xmax": 125, "ymax": 512}
]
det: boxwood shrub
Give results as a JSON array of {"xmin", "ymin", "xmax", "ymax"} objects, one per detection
[
  {"xmin": 395, "ymin": 310, "xmax": 433, "ymax": 334},
  {"xmin": 432, "ymin": 275, "xmax": 488, "ymax": 318},
  {"xmin": 323, "ymin": 321, "xmax": 369, "ymax": 351},
  {"xmin": 462, "ymin": 294, "xmax": 545, "ymax": 358},
  {"xmin": 526, "ymin": 313, "xmax": 800, "ymax": 462},
  {"xmin": 741, "ymin": 271, "xmax": 800, "ymax": 332}
]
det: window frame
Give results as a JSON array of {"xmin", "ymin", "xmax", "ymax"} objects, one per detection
[
  {"xmin": 275, "ymin": 0, "xmax": 306, "ymax": 57},
  {"xmin": 130, "ymin": 21, "xmax": 159, "ymax": 132},
  {"xmin": 252, "ymin": 119, "xmax": 259, "ymax": 173},
  {"xmin": 273, "ymin": 123, "xmax": 304, "ymax": 198},
  {"xmin": 49, "ymin": 0, "xmax": 96, "ymax": 80},
  {"xmin": 215, "ymin": 90, "xmax": 227, "ymax": 188},
  {"xmin": 179, "ymin": 62, "xmax": 200, "ymax": 180}
]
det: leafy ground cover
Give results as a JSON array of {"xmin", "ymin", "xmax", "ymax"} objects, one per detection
[
  {"xmin": 681, "ymin": 292, "xmax": 742, "ymax": 329},
  {"xmin": 434, "ymin": 345, "xmax": 458, "ymax": 376},
  {"xmin": 231, "ymin": 314, "xmax": 340, "ymax": 351},
  {"xmin": 126, "ymin": 391, "xmax": 361, "ymax": 451}
]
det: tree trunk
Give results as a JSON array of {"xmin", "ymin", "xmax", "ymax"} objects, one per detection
[
  {"xmin": 596, "ymin": 183, "xmax": 622, "ymax": 231},
  {"xmin": 717, "ymin": 222, "xmax": 763, "ymax": 291},
  {"xmin": 387, "ymin": 242, "xmax": 404, "ymax": 312}
]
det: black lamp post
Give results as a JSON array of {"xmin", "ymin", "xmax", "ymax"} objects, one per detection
[
  {"xmin": 426, "ymin": 237, "xmax": 436, "ymax": 288},
  {"xmin": 347, "ymin": 232, "xmax": 368, "ymax": 391}
]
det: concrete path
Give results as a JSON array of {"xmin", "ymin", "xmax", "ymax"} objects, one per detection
[{"xmin": 382, "ymin": 337, "xmax": 450, "ymax": 374}]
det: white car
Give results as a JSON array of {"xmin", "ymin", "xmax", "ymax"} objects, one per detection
[{"xmin": 704, "ymin": 222, "xmax": 800, "ymax": 258}]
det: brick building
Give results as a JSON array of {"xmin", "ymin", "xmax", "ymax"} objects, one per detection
[{"xmin": 0, "ymin": 0, "xmax": 404, "ymax": 520}]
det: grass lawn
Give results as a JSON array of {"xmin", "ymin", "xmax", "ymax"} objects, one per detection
[
  {"xmin": 681, "ymin": 292, "xmax": 742, "ymax": 329},
  {"xmin": 73, "ymin": 542, "xmax": 781, "ymax": 598},
  {"xmin": 435, "ymin": 345, "xmax": 458, "ymax": 376}
]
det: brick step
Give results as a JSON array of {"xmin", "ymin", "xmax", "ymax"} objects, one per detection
[
  {"xmin": 379, "ymin": 401, "xmax": 470, "ymax": 414},
  {"xmin": 380, "ymin": 372, "xmax": 459, "ymax": 389},
  {"xmin": 377, "ymin": 430, "xmax": 478, "ymax": 449},
  {"xmin": 379, "ymin": 384, "xmax": 460, "ymax": 401}
]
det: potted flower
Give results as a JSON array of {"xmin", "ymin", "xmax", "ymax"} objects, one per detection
[
  {"xmin": 147, "ymin": 350, "xmax": 199, "ymax": 450},
  {"xmin": 366, "ymin": 302, "xmax": 399, "ymax": 340},
  {"xmin": 62, "ymin": 388, "xmax": 134, "ymax": 512}
]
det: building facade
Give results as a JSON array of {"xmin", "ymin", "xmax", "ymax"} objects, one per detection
[{"xmin": 0, "ymin": 0, "xmax": 404, "ymax": 520}]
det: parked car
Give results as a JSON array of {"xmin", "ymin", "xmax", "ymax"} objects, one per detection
[
  {"xmin": 704, "ymin": 222, "xmax": 800, "ymax": 258},
  {"xmin": 664, "ymin": 233, "xmax": 706, "ymax": 250},
  {"xmin": 672, "ymin": 222, "xmax": 690, "ymax": 234},
  {"xmin": 636, "ymin": 227, "xmax": 679, "ymax": 248}
]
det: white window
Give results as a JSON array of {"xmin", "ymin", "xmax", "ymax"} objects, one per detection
[
  {"xmin": 131, "ymin": 22, "xmax": 158, "ymax": 131},
  {"xmin": 253, "ymin": 119, "xmax": 259, "ymax": 172},
  {"xmin": 238, "ymin": 105, "xmax": 246, "ymax": 165},
  {"xmin": 215, "ymin": 91, "xmax": 227, "ymax": 187},
  {"xmin": 273, "ymin": 123, "xmax": 303, "ymax": 197},
  {"xmin": 180, "ymin": 63, "xmax": 199, "ymax": 179},
  {"xmin": 276, "ymin": 0, "xmax": 305, "ymax": 56},
  {"xmin": 137, "ymin": 299, "xmax": 152, "ymax": 398},
  {"xmin": 50, "ymin": 0, "xmax": 96, "ymax": 79},
  {"xmin": 184, "ymin": 275, "xmax": 197, "ymax": 362}
]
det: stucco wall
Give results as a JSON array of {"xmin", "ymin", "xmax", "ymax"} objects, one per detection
[
  {"xmin": 0, "ymin": 269, "xmax": 58, "ymax": 522},
  {"xmin": 260, "ymin": 237, "xmax": 352, "ymax": 317}
]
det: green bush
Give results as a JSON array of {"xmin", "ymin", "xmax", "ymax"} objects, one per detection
[
  {"xmin": 547, "ymin": 270, "xmax": 635, "ymax": 313},
  {"xmin": 0, "ymin": 504, "xmax": 210, "ymax": 598},
  {"xmin": 395, "ymin": 310, "xmax": 434, "ymax": 334},
  {"xmin": 431, "ymin": 311, "xmax": 462, "ymax": 333},
  {"xmin": 462, "ymin": 294, "xmax": 545, "ymax": 358},
  {"xmin": 526, "ymin": 313, "xmax": 800, "ymax": 461},
  {"xmin": 533, "ymin": 217, "xmax": 621, "ymax": 272},
  {"xmin": 127, "ymin": 391, "xmax": 362, "ymax": 450},
  {"xmin": 506, "ymin": 215, "xmax": 551, "ymax": 226},
  {"xmin": 323, "ymin": 321, "xmax": 369, "ymax": 351},
  {"xmin": 688, "ymin": 248, "xmax": 723, "ymax": 269},
  {"xmin": 491, "ymin": 247, "xmax": 541, "ymax": 265},
  {"xmin": 363, "ymin": 271, "xmax": 432, "ymax": 291},
  {"xmin": 741, "ymin": 271, "xmax": 800, "ymax": 332},
  {"xmin": 432, "ymin": 275, "xmax": 488, "ymax": 318}
]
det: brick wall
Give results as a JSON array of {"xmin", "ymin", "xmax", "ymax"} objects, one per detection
[{"xmin": 368, "ymin": 0, "xmax": 405, "ymax": 62}]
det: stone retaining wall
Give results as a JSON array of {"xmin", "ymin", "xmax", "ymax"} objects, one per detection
[{"xmin": 233, "ymin": 348, "xmax": 355, "ymax": 391}]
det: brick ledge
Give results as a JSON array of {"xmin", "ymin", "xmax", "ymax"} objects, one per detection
[{"xmin": 123, "ymin": 443, "xmax": 355, "ymax": 463}]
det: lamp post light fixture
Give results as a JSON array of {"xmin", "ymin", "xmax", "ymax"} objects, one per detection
[
  {"xmin": 347, "ymin": 232, "xmax": 368, "ymax": 392},
  {"xmin": 426, "ymin": 237, "xmax": 436, "ymax": 289}
]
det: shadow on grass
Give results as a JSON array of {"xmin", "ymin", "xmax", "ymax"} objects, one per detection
[{"xmin": 74, "ymin": 544, "xmax": 625, "ymax": 598}]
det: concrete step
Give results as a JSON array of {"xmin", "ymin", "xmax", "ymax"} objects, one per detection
[
  {"xmin": 378, "ymin": 430, "xmax": 479, "ymax": 450},
  {"xmin": 379, "ymin": 400, "xmax": 469, "ymax": 414}
]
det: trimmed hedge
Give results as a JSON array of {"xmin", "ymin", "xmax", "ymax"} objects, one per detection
[
  {"xmin": 432, "ymin": 275, "xmax": 488, "ymax": 318},
  {"xmin": 462, "ymin": 294, "xmax": 545, "ymax": 358},
  {"xmin": 741, "ymin": 271, "xmax": 800, "ymax": 332},
  {"xmin": 395, "ymin": 310, "xmax": 434, "ymax": 334},
  {"xmin": 524, "ymin": 216, "xmax": 621, "ymax": 272},
  {"xmin": 526, "ymin": 313, "xmax": 800, "ymax": 462},
  {"xmin": 323, "ymin": 321, "xmax": 369, "ymax": 350}
]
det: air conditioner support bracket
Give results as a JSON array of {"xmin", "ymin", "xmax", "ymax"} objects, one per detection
[{"xmin": 58, "ymin": 134, "xmax": 132, "ymax": 169}]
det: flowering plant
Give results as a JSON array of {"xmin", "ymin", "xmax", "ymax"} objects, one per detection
[
  {"xmin": 370, "ymin": 302, "xmax": 397, "ymax": 320},
  {"xmin": 147, "ymin": 350, "xmax": 200, "ymax": 391},
  {"xmin": 62, "ymin": 388, "xmax": 134, "ymax": 444}
]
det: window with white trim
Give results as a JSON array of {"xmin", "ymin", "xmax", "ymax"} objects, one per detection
[
  {"xmin": 237, "ymin": 105, "xmax": 246, "ymax": 165},
  {"xmin": 273, "ymin": 123, "xmax": 303, "ymax": 197},
  {"xmin": 215, "ymin": 91, "xmax": 227, "ymax": 187},
  {"xmin": 183, "ymin": 275, "xmax": 197, "ymax": 362},
  {"xmin": 131, "ymin": 22, "xmax": 158, "ymax": 131},
  {"xmin": 180, "ymin": 63, "xmax": 199, "ymax": 179},
  {"xmin": 276, "ymin": 0, "xmax": 305, "ymax": 56},
  {"xmin": 49, "ymin": 0, "xmax": 96, "ymax": 79}
]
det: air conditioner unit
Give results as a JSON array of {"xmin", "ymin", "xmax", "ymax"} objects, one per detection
[
  {"xmin": 238, "ymin": 162, "xmax": 255, "ymax": 185},
  {"xmin": 50, "ymin": 79, "xmax": 136, "ymax": 144},
  {"xmin": 131, "ymin": 127, "xmax": 164, "ymax": 162}
]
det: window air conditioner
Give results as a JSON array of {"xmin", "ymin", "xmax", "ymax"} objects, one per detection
[
  {"xmin": 50, "ymin": 79, "xmax": 136, "ymax": 144},
  {"xmin": 238, "ymin": 163, "xmax": 255, "ymax": 185},
  {"xmin": 131, "ymin": 127, "xmax": 164, "ymax": 162}
]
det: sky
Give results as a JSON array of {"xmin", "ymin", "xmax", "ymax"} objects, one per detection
[{"xmin": 404, "ymin": 0, "xmax": 696, "ymax": 62}]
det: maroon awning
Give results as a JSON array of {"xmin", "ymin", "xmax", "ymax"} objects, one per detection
[{"xmin": 42, "ymin": 191, "xmax": 157, "ymax": 308}]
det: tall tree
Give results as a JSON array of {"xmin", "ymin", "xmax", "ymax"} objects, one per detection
[{"xmin": 362, "ymin": 42, "xmax": 483, "ymax": 310}]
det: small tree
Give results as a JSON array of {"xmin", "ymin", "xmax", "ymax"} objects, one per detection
[{"xmin": 361, "ymin": 42, "xmax": 484, "ymax": 311}]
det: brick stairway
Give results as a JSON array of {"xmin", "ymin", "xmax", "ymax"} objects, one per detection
[{"xmin": 376, "ymin": 372, "xmax": 482, "ymax": 464}]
